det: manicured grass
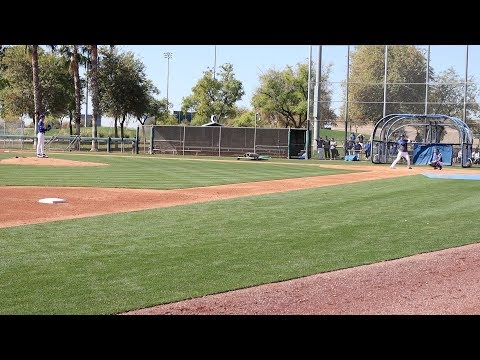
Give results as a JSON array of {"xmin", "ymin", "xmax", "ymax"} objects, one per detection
[
  {"xmin": 1, "ymin": 175, "xmax": 479, "ymax": 314},
  {"xmin": 0, "ymin": 153, "xmax": 357, "ymax": 189}
]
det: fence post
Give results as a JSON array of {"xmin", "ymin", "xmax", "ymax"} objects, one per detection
[
  {"xmin": 135, "ymin": 127, "xmax": 139, "ymax": 154},
  {"xmin": 182, "ymin": 125, "xmax": 186, "ymax": 156},
  {"xmin": 150, "ymin": 126, "xmax": 154, "ymax": 154},
  {"xmin": 218, "ymin": 126, "xmax": 221, "ymax": 157},
  {"xmin": 287, "ymin": 127, "xmax": 291, "ymax": 159}
]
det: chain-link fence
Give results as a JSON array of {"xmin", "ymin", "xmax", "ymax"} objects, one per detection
[
  {"xmin": 0, "ymin": 122, "xmax": 136, "ymax": 154},
  {"xmin": 306, "ymin": 45, "xmax": 480, "ymax": 162},
  {"xmin": 0, "ymin": 120, "xmax": 30, "ymax": 150}
]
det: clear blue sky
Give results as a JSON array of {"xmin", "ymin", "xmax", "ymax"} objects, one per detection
[
  {"xmin": 119, "ymin": 45, "xmax": 312, "ymax": 111},
  {"xmin": 97, "ymin": 45, "xmax": 480, "ymax": 126}
]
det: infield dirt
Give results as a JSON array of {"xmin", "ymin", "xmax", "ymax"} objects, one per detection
[{"xmin": 3, "ymin": 156, "xmax": 480, "ymax": 315}]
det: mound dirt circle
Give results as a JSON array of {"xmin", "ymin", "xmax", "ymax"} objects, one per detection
[{"xmin": 0, "ymin": 156, "xmax": 107, "ymax": 167}]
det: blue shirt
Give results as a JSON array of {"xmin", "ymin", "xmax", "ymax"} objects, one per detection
[
  {"xmin": 38, "ymin": 121, "xmax": 47, "ymax": 133},
  {"xmin": 397, "ymin": 138, "xmax": 408, "ymax": 152}
]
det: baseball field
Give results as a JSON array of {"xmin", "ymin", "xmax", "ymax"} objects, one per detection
[{"xmin": 1, "ymin": 151, "xmax": 480, "ymax": 315}]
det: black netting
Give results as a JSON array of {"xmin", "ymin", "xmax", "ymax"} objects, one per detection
[
  {"xmin": 149, "ymin": 125, "xmax": 294, "ymax": 157},
  {"xmin": 185, "ymin": 127, "xmax": 221, "ymax": 148},
  {"xmin": 256, "ymin": 128, "xmax": 288, "ymax": 147},
  {"xmin": 220, "ymin": 127, "xmax": 254, "ymax": 148},
  {"xmin": 153, "ymin": 126, "xmax": 183, "ymax": 142}
]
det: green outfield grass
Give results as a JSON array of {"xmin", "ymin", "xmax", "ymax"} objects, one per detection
[
  {"xmin": 1, "ymin": 163, "xmax": 479, "ymax": 314},
  {"xmin": 0, "ymin": 152, "xmax": 357, "ymax": 189}
]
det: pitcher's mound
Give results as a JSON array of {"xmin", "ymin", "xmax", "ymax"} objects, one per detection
[
  {"xmin": 0, "ymin": 156, "xmax": 107, "ymax": 166},
  {"xmin": 38, "ymin": 197, "xmax": 67, "ymax": 204}
]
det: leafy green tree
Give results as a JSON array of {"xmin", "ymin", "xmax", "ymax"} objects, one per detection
[
  {"xmin": 252, "ymin": 62, "xmax": 335, "ymax": 128},
  {"xmin": 226, "ymin": 112, "xmax": 254, "ymax": 127},
  {"xmin": 428, "ymin": 67, "xmax": 480, "ymax": 119},
  {"xmin": 345, "ymin": 45, "xmax": 429, "ymax": 126},
  {"xmin": 149, "ymin": 98, "xmax": 177, "ymax": 125},
  {"xmin": 98, "ymin": 46, "xmax": 124, "ymax": 138},
  {"xmin": 157, "ymin": 113, "xmax": 180, "ymax": 125},
  {"xmin": 99, "ymin": 47, "xmax": 159, "ymax": 139},
  {"xmin": 0, "ymin": 46, "xmax": 34, "ymax": 119},
  {"xmin": 133, "ymin": 95, "xmax": 167, "ymax": 151},
  {"xmin": 134, "ymin": 95, "xmax": 166, "ymax": 126},
  {"xmin": 125, "ymin": 76, "xmax": 159, "ymax": 135},
  {"xmin": 39, "ymin": 52, "xmax": 76, "ymax": 123},
  {"xmin": 0, "ymin": 45, "xmax": 7, "ymax": 94},
  {"xmin": 224, "ymin": 107, "xmax": 260, "ymax": 127},
  {"xmin": 181, "ymin": 63, "xmax": 244, "ymax": 125},
  {"xmin": 0, "ymin": 47, "xmax": 80, "ymax": 133},
  {"xmin": 1, "ymin": 46, "xmax": 77, "ymax": 138}
]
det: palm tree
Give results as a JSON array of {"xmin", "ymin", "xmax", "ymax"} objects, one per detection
[
  {"xmin": 58, "ymin": 45, "xmax": 89, "ymax": 137},
  {"xmin": 28, "ymin": 45, "xmax": 55, "ymax": 145},
  {"xmin": 30, "ymin": 45, "xmax": 41, "ymax": 145},
  {"xmin": 72, "ymin": 46, "xmax": 81, "ymax": 136},
  {"xmin": 90, "ymin": 45, "xmax": 99, "ymax": 151}
]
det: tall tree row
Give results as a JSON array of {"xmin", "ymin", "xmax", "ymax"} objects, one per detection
[
  {"xmin": 1, "ymin": 45, "xmax": 479, "ymax": 134},
  {"xmin": 345, "ymin": 45, "xmax": 480, "ymax": 127},
  {"xmin": 181, "ymin": 63, "xmax": 244, "ymax": 125},
  {"xmin": 251, "ymin": 62, "xmax": 335, "ymax": 128},
  {"xmin": 0, "ymin": 46, "xmax": 75, "ymax": 125},
  {"xmin": 98, "ymin": 46, "xmax": 161, "ymax": 138}
]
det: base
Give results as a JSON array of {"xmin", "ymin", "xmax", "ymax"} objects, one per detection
[{"xmin": 38, "ymin": 197, "xmax": 67, "ymax": 204}]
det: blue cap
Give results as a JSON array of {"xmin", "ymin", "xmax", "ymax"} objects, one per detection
[{"xmin": 39, "ymin": 114, "xmax": 45, "ymax": 119}]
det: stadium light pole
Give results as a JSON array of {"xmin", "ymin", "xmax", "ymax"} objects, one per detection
[
  {"xmin": 214, "ymin": 45, "xmax": 217, "ymax": 80},
  {"xmin": 463, "ymin": 45, "xmax": 469, "ymax": 122},
  {"xmin": 254, "ymin": 112, "xmax": 259, "ymax": 153},
  {"xmin": 164, "ymin": 52, "xmax": 172, "ymax": 113}
]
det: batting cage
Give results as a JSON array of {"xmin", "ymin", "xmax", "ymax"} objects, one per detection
[
  {"xmin": 142, "ymin": 125, "xmax": 311, "ymax": 159},
  {"xmin": 370, "ymin": 114, "xmax": 474, "ymax": 168}
]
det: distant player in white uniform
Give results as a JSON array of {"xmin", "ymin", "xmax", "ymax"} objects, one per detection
[
  {"xmin": 36, "ymin": 114, "xmax": 50, "ymax": 158},
  {"xmin": 390, "ymin": 133, "xmax": 412, "ymax": 169}
]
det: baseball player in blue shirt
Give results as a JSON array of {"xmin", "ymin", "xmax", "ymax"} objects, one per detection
[
  {"xmin": 36, "ymin": 114, "xmax": 51, "ymax": 158},
  {"xmin": 390, "ymin": 133, "xmax": 412, "ymax": 169}
]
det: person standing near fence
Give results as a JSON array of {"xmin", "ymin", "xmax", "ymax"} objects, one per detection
[
  {"xmin": 364, "ymin": 141, "xmax": 371, "ymax": 160},
  {"xmin": 390, "ymin": 133, "xmax": 412, "ymax": 169},
  {"xmin": 358, "ymin": 133, "xmax": 364, "ymax": 144},
  {"xmin": 323, "ymin": 137, "xmax": 331, "ymax": 160},
  {"xmin": 36, "ymin": 114, "xmax": 51, "ymax": 158},
  {"xmin": 330, "ymin": 138, "xmax": 338, "ymax": 160},
  {"xmin": 316, "ymin": 137, "xmax": 324, "ymax": 160}
]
